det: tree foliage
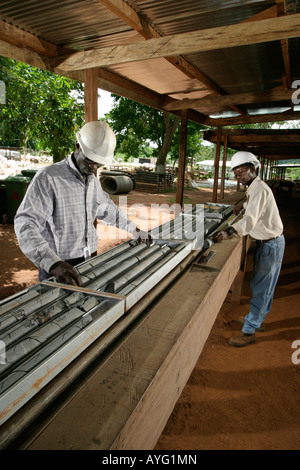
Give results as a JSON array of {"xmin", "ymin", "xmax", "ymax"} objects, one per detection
[
  {"xmin": 107, "ymin": 95, "xmax": 205, "ymax": 169},
  {"xmin": 0, "ymin": 56, "xmax": 84, "ymax": 162}
]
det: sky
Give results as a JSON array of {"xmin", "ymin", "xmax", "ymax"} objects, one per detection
[{"xmin": 98, "ymin": 89, "xmax": 114, "ymax": 118}]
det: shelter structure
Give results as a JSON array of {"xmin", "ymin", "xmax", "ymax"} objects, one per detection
[
  {"xmin": 1, "ymin": 1, "xmax": 300, "ymax": 203},
  {"xmin": 203, "ymin": 127, "xmax": 300, "ymax": 197},
  {"xmin": 1, "ymin": 1, "xmax": 300, "ymax": 449},
  {"xmin": 1, "ymin": 1, "xmax": 300, "ymax": 197}
]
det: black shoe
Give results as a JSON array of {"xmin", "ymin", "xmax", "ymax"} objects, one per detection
[{"xmin": 228, "ymin": 333, "xmax": 256, "ymax": 347}]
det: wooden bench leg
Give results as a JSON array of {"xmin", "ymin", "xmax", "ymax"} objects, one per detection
[{"xmin": 231, "ymin": 235, "xmax": 251, "ymax": 304}]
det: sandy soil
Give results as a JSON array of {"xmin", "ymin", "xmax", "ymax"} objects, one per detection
[
  {"xmin": 155, "ymin": 191, "xmax": 300, "ymax": 451},
  {"xmin": 0, "ymin": 186, "xmax": 226, "ymax": 301},
  {"xmin": 1, "ymin": 186, "xmax": 299, "ymax": 450}
]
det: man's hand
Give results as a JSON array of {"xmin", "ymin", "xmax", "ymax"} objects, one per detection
[
  {"xmin": 50, "ymin": 261, "xmax": 82, "ymax": 286},
  {"xmin": 212, "ymin": 230, "xmax": 229, "ymax": 243},
  {"xmin": 132, "ymin": 227, "xmax": 153, "ymax": 247},
  {"xmin": 233, "ymin": 205, "xmax": 243, "ymax": 216}
]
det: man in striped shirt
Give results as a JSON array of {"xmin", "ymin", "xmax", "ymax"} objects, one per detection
[{"xmin": 15, "ymin": 121, "xmax": 149, "ymax": 286}]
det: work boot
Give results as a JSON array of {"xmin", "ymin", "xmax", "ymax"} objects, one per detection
[
  {"xmin": 238, "ymin": 316, "xmax": 265, "ymax": 333},
  {"xmin": 228, "ymin": 332, "xmax": 256, "ymax": 347}
]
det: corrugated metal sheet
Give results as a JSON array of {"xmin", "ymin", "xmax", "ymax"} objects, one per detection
[
  {"xmin": 0, "ymin": 0, "xmax": 282, "ymax": 47},
  {"xmin": 187, "ymin": 41, "xmax": 284, "ymax": 94},
  {"xmin": 0, "ymin": 0, "xmax": 133, "ymax": 48},
  {"xmin": 0, "ymin": 0, "xmax": 299, "ymax": 119},
  {"xmin": 132, "ymin": 0, "xmax": 277, "ymax": 33}
]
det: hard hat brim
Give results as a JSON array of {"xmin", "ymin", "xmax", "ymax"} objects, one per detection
[
  {"xmin": 77, "ymin": 136, "xmax": 114, "ymax": 166},
  {"xmin": 76, "ymin": 121, "xmax": 116, "ymax": 166}
]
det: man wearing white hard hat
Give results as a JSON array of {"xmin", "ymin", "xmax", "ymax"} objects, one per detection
[
  {"xmin": 15, "ymin": 121, "xmax": 150, "ymax": 286},
  {"xmin": 213, "ymin": 151, "xmax": 285, "ymax": 347}
]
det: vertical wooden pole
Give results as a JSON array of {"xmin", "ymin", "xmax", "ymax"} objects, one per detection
[
  {"xmin": 84, "ymin": 68, "xmax": 99, "ymax": 230},
  {"xmin": 176, "ymin": 110, "xmax": 188, "ymax": 208},
  {"xmin": 260, "ymin": 157, "xmax": 265, "ymax": 181},
  {"xmin": 84, "ymin": 68, "xmax": 98, "ymax": 123},
  {"xmin": 212, "ymin": 126, "xmax": 222, "ymax": 203},
  {"xmin": 220, "ymin": 134, "xmax": 228, "ymax": 201}
]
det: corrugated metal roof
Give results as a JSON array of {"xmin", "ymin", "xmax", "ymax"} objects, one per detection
[
  {"xmin": 0, "ymin": 0, "xmax": 299, "ymax": 121},
  {"xmin": 133, "ymin": 0, "xmax": 277, "ymax": 33},
  {"xmin": 0, "ymin": 0, "xmax": 133, "ymax": 48}
]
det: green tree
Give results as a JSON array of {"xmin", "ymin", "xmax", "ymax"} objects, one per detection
[
  {"xmin": 168, "ymin": 120, "xmax": 205, "ymax": 168},
  {"xmin": 107, "ymin": 95, "xmax": 204, "ymax": 171},
  {"xmin": 0, "ymin": 56, "xmax": 84, "ymax": 162}
]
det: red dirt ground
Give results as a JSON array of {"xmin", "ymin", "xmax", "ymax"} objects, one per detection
[{"xmin": 0, "ymin": 186, "xmax": 299, "ymax": 450}]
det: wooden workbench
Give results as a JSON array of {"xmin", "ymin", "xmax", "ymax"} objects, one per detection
[{"xmin": 23, "ymin": 234, "xmax": 247, "ymax": 450}]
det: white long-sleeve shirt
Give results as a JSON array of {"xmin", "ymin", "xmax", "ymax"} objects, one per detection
[
  {"xmin": 232, "ymin": 176, "xmax": 283, "ymax": 240},
  {"xmin": 14, "ymin": 155, "xmax": 137, "ymax": 273}
]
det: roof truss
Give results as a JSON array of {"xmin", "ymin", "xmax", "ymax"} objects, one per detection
[{"xmin": 0, "ymin": 1, "xmax": 300, "ymax": 128}]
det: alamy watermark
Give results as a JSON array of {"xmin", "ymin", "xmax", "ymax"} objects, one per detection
[
  {"xmin": 291, "ymin": 340, "xmax": 300, "ymax": 365},
  {"xmin": 291, "ymin": 80, "xmax": 300, "ymax": 105},
  {"xmin": 98, "ymin": 197, "xmax": 205, "ymax": 249},
  {"xmin": 0, "ymin": 80, "xmax": 5, "ymax": 104}
]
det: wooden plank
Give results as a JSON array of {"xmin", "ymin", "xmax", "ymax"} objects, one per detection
[
  {"xmin": 176, "ymin": 110, "xmax": 188, "ymax": 207},
  {"xmin": 204, "ymin": 110, "xmax": 300, "ymax": 127},
  {"xmin": 208, "ymin": 134, "xmax": 300, "ymax": 144},
  {"xmin": 231, "ymin": 235, "xmax": 251, "ymax": 304},
  {"xmin": 84, "ymin": 68, "xmax": 98, "ymax": 123},
  {"xmin": 220, "ymin": 134, "xmax": 228, "ymax": 200},
  {"xmin": 99, "ymin": 0, "xmax": 238, "ymax": 108},
  {"xmin": 212, "ymin": 126, "xmax": 222, "ymax": 203},
  {"xmin": 0, "ymin": 19, "xmax": 65, "ymax": 58},
  {"xmin": 54, "ymin": 14, "xmax": 300, "ymax": 72},
  {"xmin": 27, "ymin": 236, "xmax": 244, "ymax": 450},
  {"xmin": 164, "ymin": 88, "xmax": 294, "ymax": 111},
  {"xmin": 98, "ymin": 0, "xmax": 159, "ymax": 39},
  {"xmin": 0, "ymin": 39, "xmax": 53, "ymax": 71}
]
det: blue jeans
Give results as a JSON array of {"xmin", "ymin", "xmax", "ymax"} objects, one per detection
[{"xmin": 242, "ymin": 235, "xmax": 285, "ymax": 334}]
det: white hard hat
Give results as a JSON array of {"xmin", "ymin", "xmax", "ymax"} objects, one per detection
[
  {"xmin": 230, "ymin": 151, "xmax": 261, "ymax": 171},
  {"xmin": 76, "ymin": 121, "xmax": 116, "ymax": 165}
]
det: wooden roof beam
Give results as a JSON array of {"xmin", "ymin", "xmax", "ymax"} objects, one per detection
[
  {"xmin": 0, "ymin": 19, "xmax": 72, "ymax": 58},
  {"xmin": 204, "ymin": 134, "xmax": 300, "ymax": 144},
  {"xmin": 276, "ymin": 1, "xmax": 292, "ymax": 89},
  {"xmin": 98, "ymin": 0, "xmax": 222, "ymax": 92},
  {"xmin": 163, "ymin": 5, "xmax": 281, "ymax": 118},
  {"xmin": 204, "ymin": 109, "xmax": 300, "ymax": 127},
  {"xmin": 98, "ymin": 0, "xmax": 160, "ymax": 39},
  {"xmin": 98, "ymin": 0, "xmax": 245, "ymax": 116},
  {"xmin": 53, "ymin": 14, "xmax": 300, "ymax": 72},
  {"xmin": 0, "ymin": 24, "xmax": 206, "ymax": 124},
  {"xmin": 164, "ymin": 88, "xmax": 294, "ymax": 111}
]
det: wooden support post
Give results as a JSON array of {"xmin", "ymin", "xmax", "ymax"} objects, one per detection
[
  {"xmin": 231, "ymin": 235, "xmax": 251, "ymax": 304},
  {"xmin": 176, "ymin": 110, "xmax": 188, "ymax": 207},
  {"xmin": 212, "ymin": 126, "xmax": 222, "ymax": 203},
  {"xmin": 84, "ymin": 68, "xmax": 98, "ymax": 123},
  {"xmin": 84, "ymin": 68, "xmax": 99, "ymax": 229},
  {"xmin": 220, "ymin": 134, "xmax": 228, "ymax": 200},
  {"xmin": 261, "ymin": 157, "xmax": 265, "ymax": 181}
]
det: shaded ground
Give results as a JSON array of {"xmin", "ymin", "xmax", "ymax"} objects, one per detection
[
  {"xmin": 1, "ymin": 185, "xmax": 299, "ymax": 450},
  {"xmin": 155, "ymin": 191, "xmax": 300, "ymax": 450}
]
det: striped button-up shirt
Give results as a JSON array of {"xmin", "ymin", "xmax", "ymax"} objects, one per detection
[{"xmin": 14, "ymin": 155, "xmax": 137, "ymax": 273}]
